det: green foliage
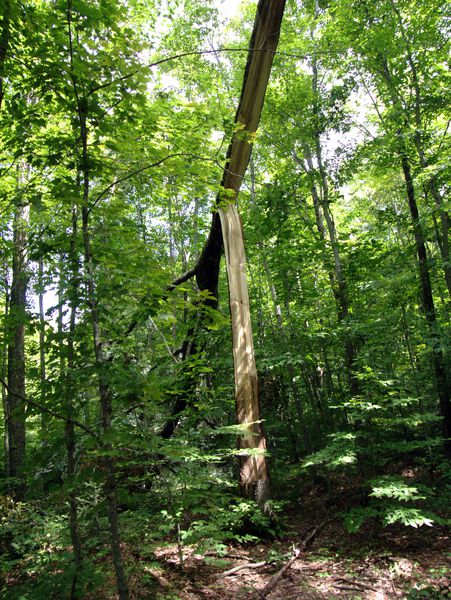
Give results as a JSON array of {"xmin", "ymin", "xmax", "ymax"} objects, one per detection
[
  {"xmin": 1, "ymin": 0, "xmax": 450, "ymax": 596},
  {"xmin": 0, "ymin": 497, "xmax": 103, "ymax": 599},
  {"xmin": 406, "ymin": 585, "xmax": 451, "ymax": 600},
  {"xmin": 342, "ymin": 476, "xmax": 448, "ymax": 533},
  {"xmin": 302, "ymin": 433, "xmax": 358, "ymax": 470}
]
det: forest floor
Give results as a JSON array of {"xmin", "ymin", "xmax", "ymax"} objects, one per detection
[
  {"xmin": 128, "ymin": 520, "xmax": 450, "ymax": 600},
  {"xmin": 4, "ymin": 477, "xmax": 450, "ymax": 599},
  {"xmin": 85, "ymin": 481, "xmax": 450, "ymax": 600}
]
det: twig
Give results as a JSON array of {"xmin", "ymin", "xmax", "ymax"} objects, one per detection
[
  {"xmin": 148, "ymin": 316, "xmax": 180, "ymax": 363},
  {"xmin": 147, "ymin": 47, "xmax": 347, "ymax": 70},
  {"xmin": 204, "ymin": 551, "xmax": 250, "ymax": 559},
  {"xmin": 216, "ymin": 561, "xmax": 268, "ymax": 578},
  {"xmin": 88, "ymin": 153, "xmax": 217, "ymax": 214},
  {"xmin": 251, "ymin": 585, "xmax": 267, "ymax": 599},
  {"xmin": 333, "ymin": 585, "xmax": 368, "ymax": 591},
  {"xmin": 388, "ymin": 570, "xmax": 400, "ymax": 598},
  {"xmin": 299, "ymin": 517, "xmax": 334, "ymax": 549},
  {"xmin": 333, "ymin": 577, "xmax": 377, "ymax": 591}
]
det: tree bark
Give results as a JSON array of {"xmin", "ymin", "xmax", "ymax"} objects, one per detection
[
  {"xmin": 400, "ymin": 151, "xmax": 451, "ymax": 457},
  {"xmin": 66, "ymin": 206, "xmax": 83, "ymax": 599},
  {"xmin": 5, "ymin": 190, "xmax": 29, "ymax": 498},
  {"xmin": 0, "ymin": 0, "xmax": 10, "ymax": 111}
]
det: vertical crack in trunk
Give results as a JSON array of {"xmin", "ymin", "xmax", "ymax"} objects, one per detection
[
  {"xmin": 218, "ymin": 0, "xmax": 286, "ymax": 502},
  {"xmin": 158, "ymin": 1, "xmax": 286, "ymax": 504}
]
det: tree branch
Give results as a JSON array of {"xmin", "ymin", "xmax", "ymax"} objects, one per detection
[
  {"xmin": 87, "ymin": 71, "xmax": 138, "ymax": 97},
  {"xmin": 147, "ymin": 47, "xmax": 344, "ymax": 70},
  {"xmin": 88, "ymin": 153, "xmax": 219, "ymax": 214},
  {"xmin": 166, "ymin": 266, "xmax": 198, "ymax": 291},
  {"xmin": 1, "ymin": 378, "xmax": 100, "ymax": 441}
]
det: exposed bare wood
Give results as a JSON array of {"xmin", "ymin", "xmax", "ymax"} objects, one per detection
[
  {"xmin": 218, "ymin": 0, "xmax": 286, "ymax": 501},
  {"xmin": 156, "ymin": 2, "xmax": 287, "ymax": 497},
  {"xmin": 216, "ymin": 560, "xmax": 268, "ymax": 578}
]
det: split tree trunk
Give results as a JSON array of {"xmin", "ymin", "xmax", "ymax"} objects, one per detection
[
  {"xmin": 217, "ymin": 0, "xmax": 286, "ymax": 503},
  {"xmin": 221, "ymin": 207, "xmax": 270, "ymax": 500},
  {"xmin": 164, "ymin": 0, "xmax": 287, "ymax": 503}
]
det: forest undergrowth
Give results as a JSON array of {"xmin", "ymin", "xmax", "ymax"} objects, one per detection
[{"xmin": 2, "ymin": 461, "xmax": 450, "ymax": 600}]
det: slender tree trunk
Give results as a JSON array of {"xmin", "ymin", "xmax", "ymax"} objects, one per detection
[
  {"xmin": 38, "ymin": 257, "xmax": 48, "ymax": 431},
  {"xmin": 313, "ymin": 24, "xmax": 360, "ymax": 397},
  {"xmin": 417, "ymin": 161, "xmax": 451, "ymax": 299},
  {"xmin": 192, "ymin": 197, "xmax": 200, "ymax": 262},
  {"xmin": 67, "ymin": 2, "xmax": 129, "ymax": 595},
  {"xmin": 371, "ymin": 54, "xmax": 451, "ymax": 454},
  {"xmin": 400, "ymin": 304, "xmax": 421, "ymax": 403},
  {"xmin": 66, "ymin": 206, "xmax": 83, "ymax": 599},
  {"xmin": 310, "ymin": 1, "xmax": 360, "ymax": 398},
  {"xmin": 0, "ymin": 0, "xmax": 10, "ymax": 111},
  {"xmin": 251, "ymin": 163, "xmax": 312, "ymax": 453},
  {"xmin": 5, "ymin": 190, "xmax": 29, "ymax": 498},
  {"xmin": 388, "ymin": 0, "xmax": 451, "ymax": 298},
  {"xmin": 400, "ymin": 152, "xmax": 451, "ymax": 457},
  {"xmin": 298, "ymin": 145, "xmax": 360, "ymax": 398},
  {"xmin": 1, "ymin": 243, "xmax": 9, "ymax": 468},
  {"xmin": 81, "ymin": 194, "xmax": 129, "ymax": 600}
]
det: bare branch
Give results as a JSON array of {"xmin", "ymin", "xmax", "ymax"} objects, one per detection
[
  {"xmin": 148, "ymin": 316, "xmax": 180, "ymax": 363},
  {"xmin": 216, "ymin": 561, "xmax": 269, "ymax": 578},
  {"xmin": 87, "ymin": 71, "xmax": 138, "ymax": 97}
]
